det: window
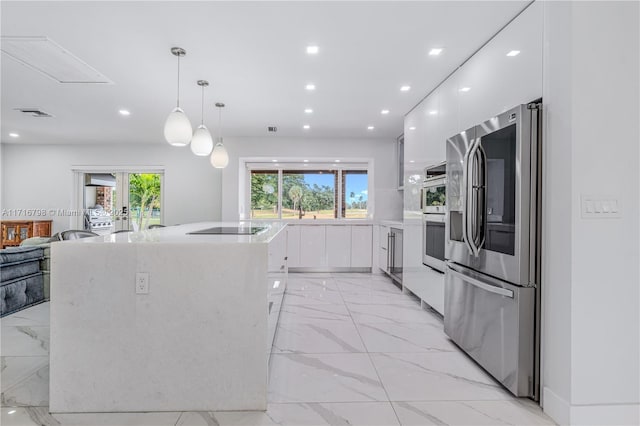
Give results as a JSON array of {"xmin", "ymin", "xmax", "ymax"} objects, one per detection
[
  {"xmin": 342, "ymin": 171, "xmax": 368, "ymax": 219},
  {"xmin": 282, "ymin": 170, "xmax": 335, "ymax": 220},
  {"xmin": 250, "ymin": 171, "xmax": 279, "ymax": 219},
  {"xmin": 248, "ymin": 163, "xmax": 369, "ymax": 220}
]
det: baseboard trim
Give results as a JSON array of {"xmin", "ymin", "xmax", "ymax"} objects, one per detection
[
  {"xmin": 543, "ymin": 386, "xmax": 570, "ymax": 425},
  {"xmin": 543, "ymin": 387, "xmax": 640, "ymax": 425}
]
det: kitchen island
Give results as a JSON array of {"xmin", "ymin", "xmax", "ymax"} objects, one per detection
[{"xmin": 49, "ymin": 222, "xmax": 287, "ymax": 413}]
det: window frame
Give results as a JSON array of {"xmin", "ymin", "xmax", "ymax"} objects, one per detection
[{"xmin": 244, "ymin": 160, "xmax": 372, "ymax": 221}]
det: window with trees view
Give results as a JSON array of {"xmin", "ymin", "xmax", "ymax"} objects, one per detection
[{"xmin": 249, "ymin": 166, "xmax": 368, "ymax": 220}]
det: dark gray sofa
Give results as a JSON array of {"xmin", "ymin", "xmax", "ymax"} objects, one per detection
[{"xmin": 0, "ymin": 246, "xmax": 45, "ymax": 317}]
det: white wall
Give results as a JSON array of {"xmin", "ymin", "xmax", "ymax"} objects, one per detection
[
  {"xmin": 0, "ymin": 143, "xmax": 222, "ymax": 232},
  {"xmin": 219, "ymin": 136, "xmax": 403, "ymax": 222},
  {"xmin": 542, "ymin": 1, "xmax": 640, "ymax": 424}
]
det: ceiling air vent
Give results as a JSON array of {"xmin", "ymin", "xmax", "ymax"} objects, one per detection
[
  {"xmin": 268, "ymin": 126, "xmax": 278, "ymax": 133},
  {"xmin": 1, "ymin": 36, "xmax": 113, "ymax": 84},
  {"xmin": 15, "ymin": 107, "xmax": 54, "ymax": 118}
]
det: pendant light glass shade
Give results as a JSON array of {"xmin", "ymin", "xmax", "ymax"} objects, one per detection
[
  {"xmin": 165, "ymin": 47, "xmax": 191, "ymax": 147},
  {"xmin": 191, "ymin": 124, "xmax": 213, "ymax": 156},
  {"xmin": 190, "ymin": 80, "xmax": 213, "ymax": 156},
  {"xmin": 164, "ymin": 107, "xmax": 192, "ymax": 146},
  {"xmin": 210, "ymin": 102, "xmax": 229, "ymax": 168},
  {"xmin": 211, "ymin": 138, "xmax": 229, "ymax": 168}
]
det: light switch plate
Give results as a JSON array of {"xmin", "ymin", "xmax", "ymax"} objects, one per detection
[{"xmin": 581, "ymin": 195, "xmax": 621, "ymax": 219}]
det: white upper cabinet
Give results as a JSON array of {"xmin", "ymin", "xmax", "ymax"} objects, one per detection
[
  {"xmin": 457, "ymin": 2, "xmax": 543, "ymax": 130},
  {"xmin": 438, "ymin": 73, "xmax": 460, "ymax": 143}
]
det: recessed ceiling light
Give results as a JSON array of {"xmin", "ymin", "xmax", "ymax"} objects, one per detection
[
  {"xmin": 119, "ymin": 109, "xmax": 130, "ymax": 116},
  {"xmin": 429, "ymin": 48, "xmax": 443, "ymax": 56},
  {"xmin": 381, "ymin": 109, "xmax": 390, "ymax": 115},
  {"xmin": 303, "ymin": 159, "xmax": 309, "ymax": 162},
  {"xmin": 272, "ymin": 159, "xmax": 278, "ymax": 162},
  {"xmin": 303, "ymin": 124, "xmax": 310, "ymax": 129},
  {"xmin": 429, "ymin": 110, "xmax": 438, "ymax": 115},
  {"xmin": 367, "ymin": 126, "xmax": 375, "ymax": 130},
  {"xmin": 7, "ymin": 410, "xmax": 16, "ymax": 415},
  {"xmin": 335, "ymin": 160, "xmax": 341, "ymax": 163},
  {"xmin": 506, "ymin": 50, "xmax": 521, "ymax": 57},
  {"xmin": 304, "ymin": 108, "xmax": 313, "ymax": 114},
  {"xmin": 400, "ymin": 85, "xmax": 411, "ymax": 92},
  {"xmin": 9, "ymin": 132, "xmax": 19, "ymax": 138},
  {"xmin": 459, "ymin": 87, "xmax": 471, "ymax": 92},
  {"xmin": 306, "ymin": 45, "xmax": 319, "ymax": 55},
  {"xmin": 409, "ymin": 126, "xmax": 416, "ymax": 130},
  {"xmin": 409, "ymin": 160, "xmax": 415, "ymax": 163},
  {"xmin": 305, "ymin": 84, "xmax": 316, "ymax": 91}
]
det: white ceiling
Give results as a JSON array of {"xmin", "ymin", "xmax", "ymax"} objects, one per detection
[{"xmin": 1, "ymin": 1, "xmax": 528, "ymax": 145}]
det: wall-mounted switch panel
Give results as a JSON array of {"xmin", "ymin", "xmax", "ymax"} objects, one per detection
[
  {"xmin": 581, "ymin": 195, "xmax": 621, "ymax": 219},
  {"xmin": 135, "ymin": 272, "xmax": 149, "ymax": 294}
]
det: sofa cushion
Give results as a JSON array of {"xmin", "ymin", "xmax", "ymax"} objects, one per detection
[
  {"xmin": 1, "ymin": 273, "xmax": 44, "ymax": 317},
  {"xmin": 0, "ymin": 260, "xmax": 40, "ymax": 283},
  {"xmin": 0, "ymin": 246, "xmax": 44, "ymax": 266}
]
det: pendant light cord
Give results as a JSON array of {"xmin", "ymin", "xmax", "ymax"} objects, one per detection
[
  {"xmin": 218, "ymin": 107, "xmax": 223, "ymax": 142},
  {"xmin": 176, "ymin": 55, "xmax": 181, "ymax": 108},
  {"xmin": 201, "ymin": 85, "xmax": 205, "ymax": 125}
]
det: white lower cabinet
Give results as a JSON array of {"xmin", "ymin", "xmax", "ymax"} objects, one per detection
[
  {"xmin": 378, "ymin": 225, "xmax": 389, "ymax": 273},
  {"xmin": 326, "ymin": 225, "xmax": 351, "ymax": 267},
  {"xmin": 351, "ymin": 225, "xmax": 373, "ymax": 268},
  {"xmin": 299, "ymin": 225, "xmax": 326, "ymax": 268},
  {"xmin": 286, "ymin": 225, "xmax": 301, "ymax": 267},
  {"xmin": 286, "ymin": 224, "xmax": 373, "ymax": 270}
]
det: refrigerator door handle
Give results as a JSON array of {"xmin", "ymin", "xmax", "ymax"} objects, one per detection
[
  {"xmin": 446, "ymin": 262, "xmax": 514, "ymax": 298},
  {"xmin": 466, "ymin": 139, "xmax": 480, "ymax": 256},
  {"xmin": 462, "ymin": 140, "xmax": 476, "ymax": 256},
  {"xmin": 473, "ymin": 140, "xmax": 487, "ymax": 250}
]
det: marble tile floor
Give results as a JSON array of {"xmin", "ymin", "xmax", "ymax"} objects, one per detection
[{"xmin": 1, "ymin": 273, "xmax": 555, "ymax": 425}]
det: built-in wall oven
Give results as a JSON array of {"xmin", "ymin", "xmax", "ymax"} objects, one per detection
[
  {"xmin": 422, "ymin": 162, "xmax": 446, "ymax": 272},
  {"xmin": 444, "ymin": 102, "xmax": 542, "ymax": 400}
]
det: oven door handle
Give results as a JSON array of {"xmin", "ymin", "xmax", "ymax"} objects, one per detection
[
  {"xmin": 446, "ymin": 262, "xmax": 513, "ymax": 298},
  {"xmin": 420, "ymin": 187, "xmax": 424, "ymax": 211}
]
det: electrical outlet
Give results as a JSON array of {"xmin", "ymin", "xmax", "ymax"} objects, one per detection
[{"xmin": 135, "ymin": 272, "xmax": 149, "ymax": 294}]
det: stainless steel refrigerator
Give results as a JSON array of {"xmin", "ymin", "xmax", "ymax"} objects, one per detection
[{"xmin": 444, "ymin": 102, "xmax": 542, "ymax": 399}]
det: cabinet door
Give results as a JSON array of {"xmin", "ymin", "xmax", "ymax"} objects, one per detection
[
  {"xmin": 378, "ymin": 226, "xmax": 389, "ymax": 272},
  {"xmin": 286, "ymin": 225, "xmax": 301, "ymax": 267},
  {"xmin": 326, "ymin": 226, "xmax": 351, "ymax": 267},
  {"xmin": 33, "ymin": 221, "xmax": 52, "ymax": 237},
  {"xmin": 268, "ymin": 229, "xmax": 287, "ymax": 273},
  {"xmin": 299, "ymin": 226, "xmax": 326, "ymax": 267},
  {"xmin": 351, "ymin": 226, "xmax": 372, "ymax": 267},
  {"xmin": 18, "ymin": 224, "xmax": 31, "ymax": 242}
]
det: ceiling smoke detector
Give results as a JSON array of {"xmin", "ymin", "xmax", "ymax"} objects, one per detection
[
  {"xmin": 268, "ymin": 126, "xmax": 278, "ymax": 133},
  {"xmin": 14, "ymin": 107, "xmax": 54, "ymax": 118}
]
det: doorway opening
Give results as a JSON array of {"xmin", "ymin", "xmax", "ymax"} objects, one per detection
[{"xmin": 75, "ymin": 170, "xmax": 164, "ymax": 234}]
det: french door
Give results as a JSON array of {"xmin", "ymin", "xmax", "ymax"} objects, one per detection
[{"xmin": 74, "ymin": 169, "xmax": 164, "ymax": 233}]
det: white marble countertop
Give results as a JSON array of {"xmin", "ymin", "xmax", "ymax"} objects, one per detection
[
  {"xmin": 379, "ymin": 220, "xmax": 403, "ymax": 228},
  {"xmin": 66, "ymin": 221, "xmax": 286, "ymax": 244}
]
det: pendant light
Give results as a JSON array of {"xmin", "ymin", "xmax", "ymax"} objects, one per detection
[
  {"xmin": 190, "ymin": 80, "xmax": 214, "ymax": 156},
  {"xmin": 164, "ymin": 47, "xmax": 192, "ymax": 147},
  {"xmin": 211, "ymin": 103, "xmax": 229, "ymax": 168}
]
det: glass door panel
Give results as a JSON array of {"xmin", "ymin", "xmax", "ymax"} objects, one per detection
[
  {"xmin": 479, "ymin": 123, "xmax": 516, "ymax": 255},
  {"xmin": 128, "ymin": 173, "xmax": 162, "ymax": 231}
]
